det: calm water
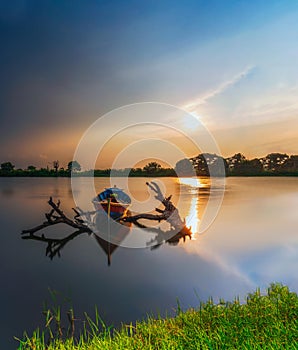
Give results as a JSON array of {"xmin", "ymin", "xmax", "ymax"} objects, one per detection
[{"xmin": 1, "ymin": 177, "xmax": 298, "ymax": 348}]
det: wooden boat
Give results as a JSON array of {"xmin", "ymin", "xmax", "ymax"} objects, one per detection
[{"xmin": 92, "ymin": 186, "xmax": 131, "ymax": 219}]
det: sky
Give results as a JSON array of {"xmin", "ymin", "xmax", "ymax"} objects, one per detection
[{"xmin": 1, "ymin": 0, "xmax": 298, "ymax": 169}]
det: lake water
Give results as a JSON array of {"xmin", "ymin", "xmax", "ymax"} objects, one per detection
[{"xmin": 1, "ymin": 177, "xmax": 298, "ymax": 348}]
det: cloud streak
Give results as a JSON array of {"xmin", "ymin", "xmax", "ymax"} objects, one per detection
[{"xmin": 182, "ymin": 65, "xmax": 255, "ymax": 111}]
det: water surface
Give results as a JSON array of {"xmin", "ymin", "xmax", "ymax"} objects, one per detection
[{"xmin": 0, "ymin": 177, "xmax": 297, "ymax": 348}]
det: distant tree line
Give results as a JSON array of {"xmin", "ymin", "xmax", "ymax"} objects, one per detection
[
  {"xmin": 1, "ymin": 154, "xmax": 298, "ymax": 177},
  {"xmin": 0, "ymin": 160, "xmax": 82, "ymax": 177},
  {"xmin": 175, "ymin": 153, "xmax": 298, "ymax": 176},
  {"xmin": 0, "ymin": 161, "xmax": 175, "ymax": 177}
]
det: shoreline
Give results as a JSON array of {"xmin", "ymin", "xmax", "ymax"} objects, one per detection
[
  {"xmin": 17, "ymin": 283, "xmax": 298, "ymax": 349},
  {"xmin": 1, "ymin": 173, "xmax": 298, "ymax": 178}
]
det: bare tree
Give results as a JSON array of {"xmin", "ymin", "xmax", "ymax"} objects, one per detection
[{"xmin": 53, "ymin": 160, "xmax": 59, "ymax": 175}]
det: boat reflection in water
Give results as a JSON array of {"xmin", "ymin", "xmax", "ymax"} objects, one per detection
[
  {"xmin": 92, "ymin": 211, "xmax": 132, "ymax": 266},
  {"xmin": 91, "ymin": 186, "xmax": 133, "ymax": 265}
]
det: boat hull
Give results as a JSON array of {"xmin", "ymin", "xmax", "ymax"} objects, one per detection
[{"xmin": 93, "ymin": 201, "xmax": 130, "ymax": 219}]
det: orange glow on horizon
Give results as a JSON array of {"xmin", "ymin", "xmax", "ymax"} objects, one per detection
[{"xmin": 5, "ymin": 115, "xmax": 298, "ymax": 169}]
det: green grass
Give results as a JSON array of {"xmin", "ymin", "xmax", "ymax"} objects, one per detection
[{"xmin": 17, "ymin": 283, "xmax": 298, "ymax": 349}]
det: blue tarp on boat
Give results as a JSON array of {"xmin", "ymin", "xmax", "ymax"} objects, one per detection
[{"xmin": 97, "ymin": 187, "xmax": 131, "ymax": 204}]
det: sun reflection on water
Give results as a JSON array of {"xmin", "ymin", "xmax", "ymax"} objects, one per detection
[
  {"xmin": 186, "ymin": 196, "xmax": 199, "ymax": 240},
  {"xmin": 178, "ymin": 177, "xmax": 201, "ymax": 188},
  {"xmin": 177, "ymin": 177, "xmax": 203, "ymax": 240}
]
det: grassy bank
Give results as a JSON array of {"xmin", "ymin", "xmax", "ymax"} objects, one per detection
[{"xmin": 17, "ymin": 284, "xmax": 297, "ymax": 349}]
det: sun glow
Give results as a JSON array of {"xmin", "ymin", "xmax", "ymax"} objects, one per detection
[
  {"xmin": 185, "ymin": 196, "xmax": 199, "ymax": 240},
  {"xmin": 182, "ymin": 112, "xmax": 201, "ymax": 130},
  {"xmin": 178, "ymin": 177, "xmax": 201, "ymax": 188}
]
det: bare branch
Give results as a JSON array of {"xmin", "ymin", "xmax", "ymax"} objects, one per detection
[
  {"xmin": 21, "ymin": 198, "xmax": 93, "ymax": 259},
  {"xmin": 21, "ymin": 197, "xmax": 91, "ymax": 236},
  {"xmin": 124, "ymin": 181, "xmax": 187, "ymax": 232}
]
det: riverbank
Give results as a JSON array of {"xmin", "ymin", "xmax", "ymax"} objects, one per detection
[{"xmin": 17, "ymin": 283, "xmax": 298, "ymax": 349}]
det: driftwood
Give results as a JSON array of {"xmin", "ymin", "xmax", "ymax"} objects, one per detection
[
  {"xmin": 123, "ymin": 182, "xmax": 192, "ymax": 236},
  {"xmin": 21, "ymin": 182, "xmax": 192, "ymax": 261},
  {"xmin": 21, "ymin": 197, "xmax": 92, "ymax": 259}
]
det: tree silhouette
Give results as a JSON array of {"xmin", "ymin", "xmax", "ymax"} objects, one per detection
[
  {"xmin": 53, "ymin": 160, "xmax": 59, "ymax": 175},
  {"xmin": 226, "ymin": 153, "xmax": 246, "ymax": 172},
  {"xmin": 260, "ymin": 153, "xmax": 289, "ymax": 172},
  {"xmin": 189, "ymin": 153, "xmax": 226, "ymax": 176},
  {"xmin": 27, "ymin": 165, "xmax": 36, "ymax": 171},
  {"xmin": 1, "ymin": 162, "xmax": 15, "ymax": 172},
  {"xmin": 190, "ymin": 154, "xmax": 208, "ymax": 176},
  {"xmin": 67, "ymin": 160, "xmax": 81, "ymax": 172},
  {"xmin": 175, "ymin": 158, "xmax": 195, "ymax": 176},
  {"xmin": 143, "ymin": 162, "xmax": 162, "ymax": 174},
  {"xmin": 281, "ymin": 155, "xmax": 298, "ymax": 172}
]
